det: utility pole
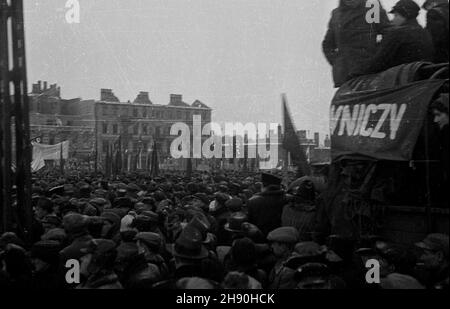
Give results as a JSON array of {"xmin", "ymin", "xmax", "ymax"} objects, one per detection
[{"xmin": 0, "ymin": 0, "xmax": 32, "ymax": 238}]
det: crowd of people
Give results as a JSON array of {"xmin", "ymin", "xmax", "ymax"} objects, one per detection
[
  {"xmin": 323, "ymin": 0, "xmax": 449, "ymax": 87},
  {"xmin": 0, "ymin": 167, "xmax": 448, "ymax": 289},
  {"xmin": 0, "ymin": 0, "xmax": 448, "ymax": 291}
]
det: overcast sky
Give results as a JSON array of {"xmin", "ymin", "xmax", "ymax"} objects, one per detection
[{"xmin": 23, "ymin": 0, "xmax": 426, "ymax": 141}]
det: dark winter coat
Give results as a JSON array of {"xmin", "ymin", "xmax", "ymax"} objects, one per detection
[
  {"xmin": 358, "ymin": 20, "xmax": 434, "ymax": 76},
  {"xmin": 322, "ymin": 0, "xmax": 390, "ymax": 87},
  {"xmin": 425, "ymin": 3, "xmax": 449, "ymax": 63},
  {"xmin": 247, "ymin": 186, "xmax": 287, "ymax": 237}
]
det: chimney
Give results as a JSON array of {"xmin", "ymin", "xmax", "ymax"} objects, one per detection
[
  {"xmin": 100, "ymin": 89, "xmax": 111, "ymax": 101},
  {"xmin": 38, "ymin": 81, "xmax": 42, "ymax": 92},
  {"xmin": 298, "ymin": 130, "xmax": 307, "ymax": 140},
  {"xmin": 314, "ymin": 132, "xmax": 320, "ymax": 147},
  {"xmin": 170, "ymin": 94, "xmax": 182, "ymax": 105},
  {"xmin": 32, "ymin": 83, "xmax": 40, "ymax": 94},
  {"xmin": 134, "ymin": 91, "xmax": 151, "ymax": 104},
  {"xmin": 43, "ymin": 81, "xmax": 48, "ymax": 90},
  {"xmin": 100, "ymin": 88, "xmax": 119, "ymax": 102}
]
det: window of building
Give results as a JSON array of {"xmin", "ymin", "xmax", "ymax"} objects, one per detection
[
  {"xmin": 177, "ymin": 111, "xmax": 182, "ymax": 119},
  {"xmin": 102, "ymin": 106, "xmax": 108, "ymax": 116},
  {"xmin": 133, "ymin": 124, "xmax": 139, "ymax": 135},
  {"xmin": 142, "ymin": 124, "xmax": 148, "ymax": 135},
  {"xmin": 142, "ymin": 108, "xmax": 147, "ymax": 118},
  {"xmin": 133, "ymin": 108, "xmax": 138, "ymax": 118},
  {"xmin": 102, "ymin": 140, "xmax": 109, "ymax": 153},
  {"xmin": 102, "ymin": 123, "xmax": 108, "ymax": 134},
  {"xmin": 112, "ymin": 124, "xmax": 118, "ymax": 134}
]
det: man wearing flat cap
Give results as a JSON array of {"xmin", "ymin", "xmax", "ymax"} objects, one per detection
[
  {"xmin": 30, "ymin": 240, "xmax": 63, "ymax": 289},
  {"xmin": 416, "ymin": 233, "xmax": 449, "ymax": 289},
  {"xmin": 266, "ymin": 227, "xmax": 299, "ymax": 289},
  {"xmin": 247, "ymin": 173, "xmax": 287, "ymax": 236},
  {"xmin": 357, "ymin": 0, "xmax": 434, "ymax": 76},
  {"xmin": 78, "ymin": 239, "xmax": 123, "ymax": 289},
  {"xmin": 135, "ymin": 232, "xmax": 169, "ymax": 279},
  {"xmin": 59, "ymin": 213, "xmax": 93, "ymax": 266}
]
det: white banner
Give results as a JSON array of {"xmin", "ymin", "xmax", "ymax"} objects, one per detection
[{"xmin": 31, "ymin": 141, "xmax": 69, "ymax": 172}]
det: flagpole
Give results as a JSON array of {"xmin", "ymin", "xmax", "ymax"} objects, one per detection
[{"xmin": 60, "ymin": 141, "xmax": 64, "ymax": 175}]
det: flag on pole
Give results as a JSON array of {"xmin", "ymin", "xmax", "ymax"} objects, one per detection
[
  {"xmin": 150, "ymin": 141, "xmax": 159, "ymax": 177},
  {"xmin": 105, "ymin": 141, "xmax": 112, "ymax": 177},
  {"xmin": 282, "ymin": 94, "xmax": 310, "ymax": 177},
  {"xmin": 146, "ymin": 150, "xmax": 151, "ymax": 171},
  {"xmin": 60, "ymin": 142, "xmax": 64, "ymax": 174},
  {"xmin": 113, "ymin": 137, "xmax": 122, "ymax": 176}
]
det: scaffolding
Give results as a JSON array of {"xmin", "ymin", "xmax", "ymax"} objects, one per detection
[{"xmin": 0, "ymin": 0, "xmax": 32, "ymax": 238}]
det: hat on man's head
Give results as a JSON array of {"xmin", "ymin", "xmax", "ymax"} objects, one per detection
[
  {"xmin": 416, "ymin": 233, "xmax": 449, "ymax": 257},
  {"xmin": 141, "ymin": 211, "xmax": 159, "ymax": 223},
  {"xmin": 81, "ymin": 239, "xmax": 117, "ymax": 256},
  {"xmin": 41, "ymin": 215, "xmax": 62, "ymax": 227},
  {"xmin": 224, "ymin": 212, "xmax": 248, "ymax": 234},
  {"xmin": 390, "ymin": 0, "xmax": 420, "ymax": 19},
  {"xmin": 127, "ymin": 183, "xmax": 141, "ymax": 193},
  {"xmin": 0, "ymin": 232, "xmax": 25, "ymax": 250},
  {"xmin": 90, "ymin": 198, "xmax": 110, "ymax": 210},
  {"xmin": 295, "ymin": 263, "xmax": 330, "ymax": 284},
  {"xmin": 225, "ymin": 198, "xmax": 244, "ymax": 212},
  {"xmin": 261, "ymin": 173, "xmax": 282, "ymax": 187},
  {"xmin": 267, "ymin": 227, "xmax": 299, "ymax": 244},
  {"xmin": 135, "ymin": 232, "xmax": 162, "ymax": 251},
  {"xmin": 30, "ymin": 240, "xmax": 61, "ymax": 264},
  {"xmin": 193, "ymin": 193, "xmax": 209, "ymax": 205},
  {"xmin": 63, "ymin": 213, "xmax": 88, "ymax": 235},
  {"xmin": 41, "ymin": 228, "xmax": 66, "ymax": 243},
  {"xmin": 285, "ymin": 241, "xmax": 326, "ymax": 269},
  {"xmin": 101, "ymin": 211, "xmax": 122, "ymax": 227},
  {"xmin": 214, "ymin": 192, "xmax": 231, "ymax": 204},
  {"xmin": 173, "ymin": 225, "xmax": 209, "ymax": 260}
]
